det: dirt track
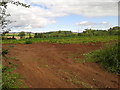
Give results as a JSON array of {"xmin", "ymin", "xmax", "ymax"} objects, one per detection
[{"xmin": 3, "ymin": 43, "xmax": 119, "ymax": 88}]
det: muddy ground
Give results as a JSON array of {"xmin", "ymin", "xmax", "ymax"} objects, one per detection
[{"xmin": 3, "ymin": 42, "xmax": 119, "ymax": 88}]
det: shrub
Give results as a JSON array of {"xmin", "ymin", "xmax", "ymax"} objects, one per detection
[
  {"xmin": 85, "ymin": 42, "xmax": 119, "ymax": 74},
  {"xmin": 24, "ymin": 40, "xmax": 32, "ymax": 44}
]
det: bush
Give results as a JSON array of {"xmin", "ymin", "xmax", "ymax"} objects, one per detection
[
  {"xmin": 24, "ymin": 40, "xmax": 32, "ymax": 44},
  {"xmin": 85, "ymin": 42, "xmax": 119, "ymax": 74}
]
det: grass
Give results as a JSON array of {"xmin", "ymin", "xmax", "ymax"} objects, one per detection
[
  {"xmin": 84, "ymin": 42, "xmax": 119, "ymax": 75},
  {"xmin": 2, "ymin": 64, "xmax": 25, "ymax": 89},
  {"xmin": 2, "ymin": 48, "xmax": 25, "ymax": 89},
  {"xmin": 24, "ymin": 40, "xmax": 32, "ymax": 44},
  {"xmin": 2, "ymin": 35, "xmax": 118, "ymax": 44}
]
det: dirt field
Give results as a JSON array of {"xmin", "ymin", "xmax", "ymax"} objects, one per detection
[{"xmin": 3, "ymin": 42, "xmax": 119, "ymax": 88}]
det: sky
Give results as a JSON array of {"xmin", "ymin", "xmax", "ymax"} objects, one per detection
[{"xmin": 6, "ymin": 0, "xmax": 119, "ymax": 33}]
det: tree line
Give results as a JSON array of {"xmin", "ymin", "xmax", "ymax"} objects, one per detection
[{"xmin": 2, "ymin": 26, "xmax": 119, "ymax": 40}]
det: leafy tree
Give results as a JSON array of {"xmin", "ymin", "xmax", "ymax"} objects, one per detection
[{"xmin": 18, "ymin": 31, "xmax": 25, "ymax": 39}]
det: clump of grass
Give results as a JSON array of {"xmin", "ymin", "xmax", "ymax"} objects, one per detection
[
  {"xmin": 24, "ymin": 40, "xmax": 32, "ymax": 44},
  {"xmin": 85, "ymin": 42, "xmax": 119, "ymax": 74}
]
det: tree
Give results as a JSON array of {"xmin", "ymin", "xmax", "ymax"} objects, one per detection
[
  {"xmin": 18, "ymin": 31, "xmax": 25, "ymax": 39},
  {"xmin": 108, "ymin": 26, "xmax": 120, "ymax": 35},
  {"xmin": 28, "ymin": 32, "xmax": 32, "ymax": 39},
  {"xmin": 0, "ymin": 0, "xmax": 30, "ymax": 37}
]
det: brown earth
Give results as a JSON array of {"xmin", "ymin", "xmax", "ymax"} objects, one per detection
[{"xmin": 3, "ymin": 42, "xmax": 119, "ymax": 88}]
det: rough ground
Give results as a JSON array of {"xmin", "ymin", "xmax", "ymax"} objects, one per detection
[{"xmin": 3, "ymin": 42, "xmax": 119, "ymax": 88}]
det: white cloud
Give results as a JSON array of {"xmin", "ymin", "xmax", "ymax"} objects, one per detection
[
  {"xmin": 100, "ymin": 21, "xmax": 109, "ymax": 25},
  {"xmin": 76, "ymin": 21, "xmax": 96, "ymax": 26},
  {"xmin": 76, "ymin": 21, "xmax": 113, "ymax": 29},
  {"xmin": 29, "ymin": 0, "xmax": 118, "ymax": 17},
  {"xmin": 4, "ymin": 0, "xmax": 119, "ymax": 30},
  {"xmin": 7, "ymin": 4, "xmax": 58, "ymax": 29}
]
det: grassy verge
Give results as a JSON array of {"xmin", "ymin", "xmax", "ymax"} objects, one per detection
[
  {"xmin": 84, "ymin": 42, "xmax": 119, "ymax": 75},
  {"xmin": 2, "ymin": 48, "xmax": 26, "ymax": 89},
  {"xmin": 2, "ymin": 66, "xmax": 25, "ymax": 89},
  {"xmin": 2, "ymin": 36, "xmax": 118, "ymax": 44}
]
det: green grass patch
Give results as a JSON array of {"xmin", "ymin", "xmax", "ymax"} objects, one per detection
[
  {"xmin": 24, "ymin": 40, "xmax": 32, "ymax": 44},
  {"xmin": 2, "ymin": 36, "xmax": 118, "ymax": 44},
  {"xmin": 2, "ymin": 65, "xmax": 26, "ymax": 89},
  {"xmin": 2, "ymin": 48, "xmax": 26, "ymax": 89},
  {"xmin": 84, "ymin": 42, "xmax": 119, "ymax": 74}
]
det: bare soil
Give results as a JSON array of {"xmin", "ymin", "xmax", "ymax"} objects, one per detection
[{"xmin": 3, "ymin": 42, "xmax": 119, "ymax": 88}]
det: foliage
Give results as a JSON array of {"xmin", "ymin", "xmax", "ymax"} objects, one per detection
[
  {"xmin": 18, "ymin": 31, "xmax": 25, "ymax": 39},
  {"xmin": 2, "ymin": 26, "xmax": 119, "ymax": 40},
  {"xmin": 78, "ymin": 26, "xmax": 120, "ymax": 36},
  {"xmin": 34, "ymin": 33, "xmax": 43, "ymax": 38},
  {"xmin": 28, "ymin": 32, "xmax": 32, "ymax": 39},
  {"xmin": 2, "ymin": 48, "xmax": 25, "ymax": 89},
  {"xmin": 34, "ymin": 31, "xmax": 74, "ymax": 38},
  {"xmin": 2, "ymin": 66, "xmax": 23, "ymax": 89},
  {"xmin": 85, "ymin": 42, "xmax": 119, "ymax": 74},
  {"xmin": 108, "ymin": 26, "xmax": 120, "ymax": 35},
  {"xmin": 24, "ymin": 40, "xmax": 32, "ymax": 44},
  {"xmin": 2, "ymin": 35, "xmax": 118, "ymax": 44}
]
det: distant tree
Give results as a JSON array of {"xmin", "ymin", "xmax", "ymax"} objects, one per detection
[
  {"xmin": 12, "ymin": 33, "xmax": 15, "ymax": 39},
  {"xmin": 78, "ymin": 33, "xmax": 82, "ymax": 36},
  {"xmin": 58, "ymin": 30, "xmax": 61, "ymax": 33},
  {"xmin": 108, "ymin": 26, "xmax": 120, "ymax": 35},
  {"xmin": 27, "ymin": 32, "xmax": 32, "ymax": 39},
  {"xmin": 34, "ymin": 33, "xmax": 43, "ymax": 38},
  {"xmin": 38, "ymin": 33, "xmax": 43, "ymax": 38},
  {"xmin": 18, "ymin": 31, "xmax": 25, "ymax": 39},
  {"xmin": 34, "ymin": 33, "xmax": 38, "ymax": 38}
]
